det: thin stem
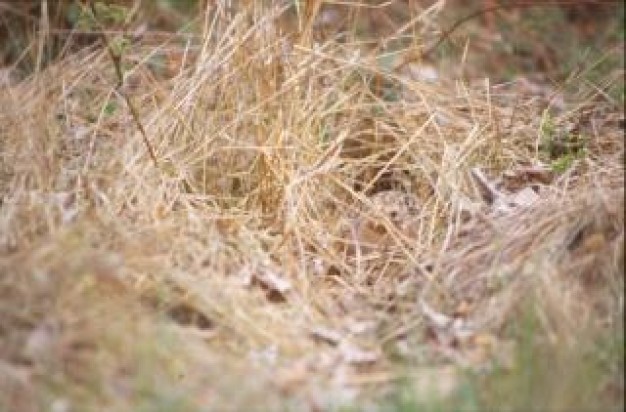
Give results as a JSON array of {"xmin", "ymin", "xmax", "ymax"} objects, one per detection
[{"xmin": 88, "ymin": 2, "xmax": 158, "ymax": 167}]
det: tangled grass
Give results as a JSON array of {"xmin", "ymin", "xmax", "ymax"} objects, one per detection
[{"xmin": 0, "ymin": 2, "xmax": 623, "ymax": 411}]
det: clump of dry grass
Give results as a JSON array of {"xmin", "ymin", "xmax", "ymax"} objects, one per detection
[{"xmin": 0, "ymin": 2, "xmax": 623, "ymax": 411}]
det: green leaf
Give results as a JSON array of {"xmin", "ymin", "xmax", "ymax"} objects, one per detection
[
  {"xmin": 110, "ymin": 36, "xmax": 131, "ymax": 57},
  {"xmin": 550, "ymin": 153, "xmax": 575, "ymax": 173},
  {"xmin": 104, "ymin": 101, "xmax": 117, "ymax": 116}
]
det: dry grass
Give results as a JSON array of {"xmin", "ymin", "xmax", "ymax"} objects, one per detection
[{"xmin": 0, "ymin": 2, "xmax": 623, "ymax": 411}]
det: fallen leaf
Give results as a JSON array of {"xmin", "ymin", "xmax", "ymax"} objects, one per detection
[
  {"xmin": 502, "ymin": 164, "xmax": 553, "ymax": 190},
  {"xmin": 507, "ymin": 186, "xmax": 540, "ymax": 208}
]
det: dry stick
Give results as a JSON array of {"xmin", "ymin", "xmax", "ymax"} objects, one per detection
[
  {"xmin": 88, "ymin": 3, "xmax": 158, "ymax": 167},
  {"xmin": 422, "ymin": 0, "xmax": 619, "ymax": 59}
]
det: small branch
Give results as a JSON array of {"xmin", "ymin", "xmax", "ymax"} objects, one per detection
[
  {"xmin": 422, "ymin": 0, "xmax": 619, "ymax": 59},
  {"xmin": 88, "ymin": 3, "xmax": 158, "ymax": 167}
]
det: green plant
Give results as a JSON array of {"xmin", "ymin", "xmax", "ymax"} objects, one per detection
[{"xmin": 539, "ymin": 111, "xmax": 588, "ymax": 173}]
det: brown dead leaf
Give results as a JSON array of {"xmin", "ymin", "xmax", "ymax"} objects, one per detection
[
  {"xmin": 502, "ymin": 164, "xmax": 554, "ymax": 191},
  {"xmin": 507, "ymin": 186, "xmax": 540, "ymax": 208},
  {"xmin": 575, "ymin": 232, "xmax": 608, "ymax": 255},
  {"xmin": 471, "ymin": 166, "xmax": 542, "ymax": 214}
]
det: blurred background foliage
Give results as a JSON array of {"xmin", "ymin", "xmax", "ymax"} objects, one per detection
[{"xmin": 1, "ymin": 0, "xmax": 623, "ymax": 86}]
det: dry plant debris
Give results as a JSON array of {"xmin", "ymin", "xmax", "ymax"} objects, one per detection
[{"xmin": 0, "ymin": 2, "xmax": 623, "ymax": 411}]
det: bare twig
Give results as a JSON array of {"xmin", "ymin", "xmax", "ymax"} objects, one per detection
[
  {"xmin": 88, "ymin": 3, "xmax": 158, "ymax": 167},
  {"xmin": 422, "ymin": 0, "xmax": 619, "ymax": 59}
]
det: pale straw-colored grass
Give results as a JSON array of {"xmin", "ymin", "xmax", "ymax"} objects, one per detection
[{"xmin": 0, "ymin": 2, "xmax": 623, "ymax": 411}]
